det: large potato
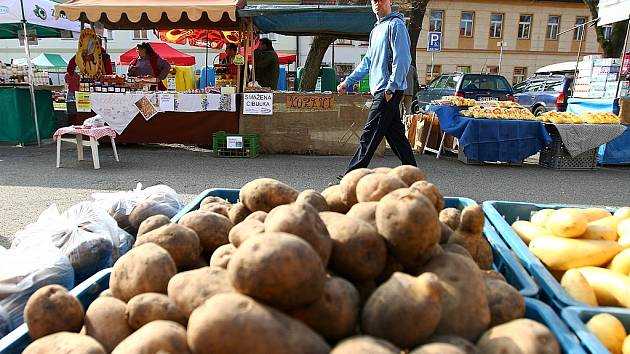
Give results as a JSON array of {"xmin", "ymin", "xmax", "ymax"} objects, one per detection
[
  {"xmin": 265, "ymin": 203, "xmax": 332, "ymax": 265},
  {"xmin": 209, "ymin": 243, "xmax": 236, "ymax": 268},
  {"xmin": 23, "ymin": 332, "xmax": 105, "ymax": 354},
  {"xmin": 355, "ymin": 174, "xmax": 407, "ymax": 202},
  {"xmin": 110, "ymin": 243, "xmax": 177, "ymax": 302},
  {"xmin": 227, "ymin": 202, "xmax": 251, "ymax": 225},
  {"xmin": 296, "ymin": 189, "xmax": 329, "ymax": 212},
  {"xmin": 439, "ymin": 208, "xmax": 461, "ymax": 231},
  {"xmin": 177, "ymin": 210, "xmax": 233, "ymax": 255},
  {"xmin": 85, "ymin": 297, "xmax": 132, "ymax": 353},
  {"xmin": 427, "ymin": 335, "xmax": 480, "ymax": 354},
  {"xmin": 340, "ymin": 168, "xmax": 374, "ymax": 206},
  {"xmin": 420, "ymin": 252, "xmax": 491, "ymax": 341},
  {"xmin": 228, "ymin": 232, "xmax": 326, "ymax": 310},
  {"xmin": 361, "ymin": 272, "xmax": 443, "ymax": 348},
  {"xmin": 168, "ymin": 266, "xmax": 233, "ymax": 317},
  {"xmin": 372, "ymin": 167, "xmax": 393, "ymax": 173},
  {"xmin": 375, "ymin": 252, "xmax": 405, "ymax": 284},
  {"xmin": 227, "ymin": 218, "xmax": 265, "ymax": 247},
  {"xmin": 200, "ymin": 196, "xmax": 229, "ymax": 207},
  {"xmin": 331, "ymin": 336, "xmax": 400, "ymax": 354},
  {"xmin": 187, "ymin": 293, "xmax": 330, "ymax": 354},
  {"xmin": 320, "ymin": 212, "xmax": 386, "ymax": 281},
  {"xmin": 24, "ymin": 285, "xmax": 84, "ymax": 340},
  {"xmin": 126, "ymin": 293, "xmax": 187, "ymax": 330},
  {"xmin": 290, "ymin": 276, "xmax": 360, "ymax": 340},
  {"xmin": 137, "ymin": 214, "xmax": 171, "ymax": 237},
  {"xmin": 387, "ymin": 165, "xmax": 426, "ymax": 186},
  {"xmin": 375, "ymin": 188, "xmax": 440, "ymax": 268},
  {"xmin": 199, "ymin": 202, "xmax": 231, "ymax": 217},
  {"xmin": 239, "ymin": 178, "xmax": 299, "ymax": 212},
  {"xmin": 410, "ymin": 180, "xmax": 445, "ymax": 212},
  {"xmin": 129, "ymin": 199, "xmax": 178, "ymax": 229},
  {"xmin": 244, "ymin": 210, "xmax": 268, "ymax": 223},
  {"xmin": 346, "ymin": 202, "xmax": 379, "ymax": 229},
  {"xmin": 135, "ymin": 223, "xmax": 201, "ymax": 269},
  {"xmin": 476, "ymin": 319, "xmax": 560, "ymax": 354},
  {"xmin": 484, "ymin": 279, "xmax": 525, "ymax": 327},
  {"xmin": 321, "ymin": 185, "xmax": 351, "ymax": 213},
  {"xmin": 111, "ymin": 320, "xmax": 190, "ymax": 354},
  {"xmin": 447, "ymin": 206, "xmax": 493, "ymax": 270},
  {"xmin": 410, "ymin": 343, "xmax": 467, "ymax": 354}
]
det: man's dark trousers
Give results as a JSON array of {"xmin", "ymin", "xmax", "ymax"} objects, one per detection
[{"xmin": 346, "ymin": 90, "xmax": 417, "ymax": 173}]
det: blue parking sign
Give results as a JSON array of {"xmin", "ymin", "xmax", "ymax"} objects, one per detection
[{"xmin": 427, "ymin": 32, "xmax": 442, "ymax": 52}]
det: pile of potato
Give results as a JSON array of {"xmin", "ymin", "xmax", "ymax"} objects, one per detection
[
  {"xmin": 512, "ymin": 207, "xmax": 630, "ymax": 308},
  {"xmin": 22, "ymin": 166, "xmax": 561, "ymax": 354}
]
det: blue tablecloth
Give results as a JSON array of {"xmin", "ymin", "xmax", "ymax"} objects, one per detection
[
  {"xmin": 429, "ymin": 105, "xmax": 552, "ymax": 162},
  {"xmin": 566, "ymin": 97, "xmax": 620, "ymax": 115}
]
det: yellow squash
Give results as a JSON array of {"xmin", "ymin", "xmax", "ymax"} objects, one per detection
[
  {"xmin": 582, "ymin": 223, "xmax": 618, "ymax": 241},
  {"xmin": 586, "ymin": 313, "xmax": 627, "ymax": 354},
  {"xmin": 511, "ymin": 220, "xmax": 554, "ymax": 245},
  {"xmin": 582, "ymin": 208, "xmax": 613, "ymax": 222},
  {"xmin": 608, "ymin": 248, "xmax": 630, "ymax": 275},
  {"xmin": 531, "ymin": 209, "xmax": 555, "ymax": 228},
  {"xmin": 577, "ymin": 266, "xmax": 630, "ymax": 308},
  {"xmin": 560, "ymin": 269, "xmax": 598, "ymax": 306},
  {"xmin": 529, "ymin": 237, "xmax": 623, "ymax": 270},
  {"xmin": 546, "ymin": 209, "xmax": 588, "ymax": 238}
]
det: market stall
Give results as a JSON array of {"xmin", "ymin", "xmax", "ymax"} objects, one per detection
[
  {"xmin": 56, "ymin": 0, "xmax": 246, "ymax": 145},
  {"xmin": 236, "ymin": 5, "xmax": 382, "ymax": 156}
]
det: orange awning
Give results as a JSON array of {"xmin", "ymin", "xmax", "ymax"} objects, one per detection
[{"xmin": 55, "ymin": 0, "xmax": 246, "ymax": 30}]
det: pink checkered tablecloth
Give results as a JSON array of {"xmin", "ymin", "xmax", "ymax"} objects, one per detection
[{"xmin": 53, "ymin": 126, "xmax": 117, "ymax": 141}]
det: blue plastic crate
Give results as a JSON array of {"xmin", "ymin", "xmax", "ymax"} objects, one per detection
[
  {"xmin": 0, "ymin": 268, "xmax": 111, "ymax": 354},
  {"xmin": 171, "ymin": 188, "xmax": 239, "ymax": 223},
  {"xmin": 482, "ymin": 200, "xmax": 616, "ymax": 311},
  {"xmin": 525, "ymin": 298, "xmax": 587, "ymax": 354},
  {"xmin": 562, "ymin": 306, "xmax": 630, "ymax": 354}
]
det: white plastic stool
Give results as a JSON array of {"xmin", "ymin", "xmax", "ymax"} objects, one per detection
[{"xmin": 56, "ymin": 133, "xmax": 119, "ymax": 169}]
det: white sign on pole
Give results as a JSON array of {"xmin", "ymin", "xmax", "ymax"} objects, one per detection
[
  {"xmin": 598, "ymin": 0, "xmax": 630, "ymax": 26},
  {"xmin": 226, "ymin": 136, "xmax": 243, "ymax": 149},
  {"xmin": 243, "ymin": 93, "xmax": 273, "ymax": 115},
  {"xmin": 427, "ymin": 31, "xmax": 442, "ymax": 52}
]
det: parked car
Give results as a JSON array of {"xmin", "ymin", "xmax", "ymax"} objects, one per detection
[
  {"xmin": 414, "ymin": 73, "xmax": 514, "ymax": 112},
  {"xmin": 513, "ymin": 75, "xmax": 573, "ymax": 116}
]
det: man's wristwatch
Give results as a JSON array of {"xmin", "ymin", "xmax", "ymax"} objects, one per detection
[{"xmin": 385, "ymin": 89, "xmax": 393, "ymax": 96}]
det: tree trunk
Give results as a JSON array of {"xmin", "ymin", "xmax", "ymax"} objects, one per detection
[
  {"xmin": 406, "ymin": 0, "xmax": 430, "ymax": 93},
  {"xmin": 299, "ymin": 35, "xmax": 336, "ymax": 91},
  {"xmin": 582, "ymin": 0, "xmax": 629, "ymax": 58}
]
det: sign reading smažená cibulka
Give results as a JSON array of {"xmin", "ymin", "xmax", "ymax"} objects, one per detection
[{"xmin": 243, "ymin": 93, "xmax": 273, "ymax": 115}]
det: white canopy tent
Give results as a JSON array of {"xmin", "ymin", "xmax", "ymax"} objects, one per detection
[{"xmin": 598, "ymin": 0, "xmax": 630, "ymax": 97}]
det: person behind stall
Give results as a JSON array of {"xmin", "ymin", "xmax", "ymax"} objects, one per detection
[
  {"xmin": 220, "ymin": 43, "xmax": 240, "ymax": 77},
  {"xmin": 65, "ymin": 38, "xmax": 113, "ymax": 92},
  {"xmin": 127, "ymin": 42, "xmax": 171, "ymax": 91},
  {"xmin": 403, "ymin": 65, "xmax": 418, "ymax": 116},
  {"xmin": 253, "ymin": 38, "xmax": 279, "ymax": 90}
]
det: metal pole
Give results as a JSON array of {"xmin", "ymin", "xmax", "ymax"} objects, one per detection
[
  {"xmin": 332, "ymin": 42, "xmax": 335, "ymax": 68},
  {"xmin": 573, "ymin": 26, "xmax": 585, "ymax": 95},
  {"xmin": 205, "ymin": 31, "xmax": 209, "ymax": 88},
  {"xmin": 498, "ymin": 42, "xmax": 504, "ymax": 74},
  {"xmin": 430, "ymin": 51, "xmax": 435, "ymax": 81},
  {"xmin": 22, "ymin": 21, "xmax": 41, "ymax": 147},
  {"xmin": 616, "ymin": 16, "xmax": 630, "ymax": 98}
]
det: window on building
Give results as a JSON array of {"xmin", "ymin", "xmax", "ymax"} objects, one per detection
[
  {"xmin": 518, "ymin": 15, "xmax": 532, "ymax": 39},
  {"xmin": 425, "ymin": 64, "xmax": 442, "ymax": 83},
  {"xmin": 132, "ymin": 30, "xmax": 148, "ymax": 40},
  {"xmin": 490, "ymin": 13, "xmax": 503, "ymax": 38},
  {"xmin": 574, "ymin": 17, "xmax": 587, "ymax": 41},
  {"xmin": 513, "ymin": 67, "xmax": 527, "ymax": 85},
  {"xmin": 105, "ymin": 30, "xmax": 114, "ymax": 40},
  {"xmin": 602, "ymin": 24, "xmax": 613, "ymax": 40},
  {"xmin": 486, "ymin": 66, "xmax": 499, "ymax": 74},
  {"xmin": 430, "ymin": 10, "xmax": 444, "ymax": 32},
  {"xmin": 460, "ymin": 12, "xmax": 474, "ymax": 37},
  {"xmin": 456, "ymin": 65, "xmax": 471, "ymax": 73},
  {"xmin": 547, "ymin": 15, "xmax": 560, "ymax": 40}
]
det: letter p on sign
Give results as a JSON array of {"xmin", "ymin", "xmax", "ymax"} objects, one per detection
[{"xmin": 427, "ymin": 32, "xmax": 441, "ymax": 52}]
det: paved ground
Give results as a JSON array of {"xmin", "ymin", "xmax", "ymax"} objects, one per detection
[{"xmin": 1, "ymin": 141, "xmax": 629, "ymax": 248}]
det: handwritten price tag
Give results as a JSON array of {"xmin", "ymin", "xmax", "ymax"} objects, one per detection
[{"xmin": 286, "ymin": 96, "xmax": 335, "ymax": 110}]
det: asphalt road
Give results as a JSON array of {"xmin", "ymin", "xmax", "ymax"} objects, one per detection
[{"xmin": 1, "ymin": 142, "xmax": 629, "ymax": 248}]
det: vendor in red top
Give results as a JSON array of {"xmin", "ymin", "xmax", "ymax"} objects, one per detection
[
  {"xmin": 127, "ymin": 42, "xmax": 171, "ymax": 90},
  {"xmin": 220, "ymin": 43, "xmax": 239, "ymax": 75}
]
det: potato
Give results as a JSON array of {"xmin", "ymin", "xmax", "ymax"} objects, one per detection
[
  {"xmin": 355, "ymin": 174, "xmax": 407, "ymax": 202},
  {"xmin": 85, "ymin": 297, "xmax": 132, "ymax": 353},
  {"xmin": 129, "ymin": 199, "xmax": 178, "ymax": 229},
  {"xmin": 331, "ymin": 336, "xmax": 400, "ymax": 354},
  {"xmin": 199, "ymin": 202, "xmax": 231, "ymax": 217},
  {"xmin": 546, "ymin": 209, "xmax": 588, "ymax": 238},
  {"xmin": 477, "ymin": 319, "xmax": 560, "ymax": 354},
  {"xmin": 346, "ymin": 202, "xmax": 378, "ymax": 229},
  {"xmin": 137, "ymin": 214, "xmax": 171, "ymax": 237},
  {"xmin": 560, "ymin": 269, "xmax": 598, "ymax": 306},
  {"xmin": 126, "ymin": 293, "xmax": 187, "ymax": 330},
  {"xmin": 404, "ymin": 243, "xmax": 444, "ymax": 275},
  {"xmin": 442, "ymin": 243, "xmax": 473, "ymax": 259},
  {"xmin": 440, "ymin": 208, "xmax": 461, "ymax": 231},
  {"xmin": 227, "ymin": 202, "xmax": 251, "ymax": 225},
  {"xmin": 110, "ymin": 243, "xmax": 177, "ymax": 302},
  {"xmin": 361, "ymin": 272, "xmax": 443, "ymax": 348},
  {"xmin": 187, "ymin": 293, "xmax": 330, "ymax": 354},
  {"xmin": 372, "ymin": 167, "xmax": 393, "ymax": 174},
  {"xmin": 375, "ymin": 253, "xmax": 405, "ymax": 284},
  {"xmin": 111, "ymin": 320, "xmax": 190, "ymax": 354},
  {"xmin": 228, "ymin": 232, "xmax": 326, "ymax": 309},
  {"xmin": 200, "ymin": 196, "xmax": 229, "ymax": 207},
  {"xmin": 168, "ymin": 266, "xmax": 233, "ymax": 317},
  {"xmin": 322, "ymin": 184, "xmax": 351, "ymax": 213},
  {"xmin": 387, "ymin": 165, "xmax": 426, "ymax": 186},
  {"xmin": 135, "ymin": 223, "xmax": 201, "ymax": 269},
  {"xmin": 296, "ymin": 189, "xmax": 329, "ymax": 212},
  {"xmin": 420, "ymin": 252, "xmax": 491, "ymax": 341},
  {"xmin": 98, "ymin": 289, "xmax": 113, "ymax": 298},
  {"xmin": 340, "ymin": 168, "xmax": 374, "ymax": 206},
  {"xmin": 440, "ymin": 222, "xmax": 454, "ymax": 243},
  {"xmin": 209, "ymin": 243, "xmax": 236, "ymax": 268},
  {"xmin": 410, "ymin": 180, "xmax": 445, "ymax": 212},
  {"xmin": 319, "ymin": 212, "xmax": 386, "ymax": 281},
  {"xmin": 245, "ymin": 210, "xmax": 268, "ymax": 222},
  {"xmin": 177, "ymin": 210, "xmax": 233, "ymax": 256},
  {"xmin": 24, "ymin": 285, "xmax": 83, "ymax": 340},
  {"xmin": 239, "ymin": 178, "xmax": 299, "ymax": 212},
  {"xmin": 483, "ymin": 270, "xmax": 507, "ymax": 283},
  {"xmin": 265, "ymin": 203, "xmax": 332, "ymax": 265},
  {"xmin": 23, "ymin": 332, "xmax": 106, "ymax": 354},
  {"xmin": 484, "ymin": 279, "xmax": 525, "ymax": 327},
  {"xmin": 410, "ymin": 343, "xmax": 467, "ymax": 354},
  {"xmin": 586, "ymin": 313, "xmax": 627, "ymax": 354},
  {"xmin": 375, "ymin": 188, "xmax": 440, "ymax": 268},
  {"xmin": 447, "ymin": 206, "xmax": 493, "ymax": 270},
  {"xmin": 426, "ymin": 335, "xmax": 480, "ymax": 354},
  {"xmin": 290, "ymin": 276, "xmax": 360, "ymax": 340},
  {"xmin": 352, "ymin": 279, "xmax": 377, "ymax": 306},
  {"xmin": 227, "ymin": 219, "xmax": 265, "ymax": 247}
]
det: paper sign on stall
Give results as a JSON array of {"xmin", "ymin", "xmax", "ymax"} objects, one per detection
[
  {"xmin": 226, "ymin": 136, "xmax": 243, "ymax": 149},
  {"xmin": 243, "ymin": 93, "xmax": 273, "ymax": 115},
  {"xmin": 135, "ymin": 96, "xmax": 158, "ymax": 121},
  {"xmin": 76, "ymin": 92, "xmax": 91, "ymax": 112},
  {"xmin": 158, "ymin": 93, "xmax": 175, "ymax": 112}
]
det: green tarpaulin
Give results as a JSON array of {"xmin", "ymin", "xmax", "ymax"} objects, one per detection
[
  {"xmin": 13, "ymin": 53, "xmax": 68, "ymax": 69},
  {"xmin": 0, "ymin": 87, "xmax": 55, "ymax": 144}
]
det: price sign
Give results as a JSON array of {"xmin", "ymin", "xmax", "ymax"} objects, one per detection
[{"xmin": 286, "ymin": 95, "xmax": 336, "ymax": 110}]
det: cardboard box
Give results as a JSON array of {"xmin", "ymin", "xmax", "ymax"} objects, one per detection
[{"xmin": 620, "ymin": 97, "xmax": 630, "ymax": 124}]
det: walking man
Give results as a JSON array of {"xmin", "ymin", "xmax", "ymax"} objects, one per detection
[{"xmin": 337, "ymin": 0, "xmax": 417, "ymax": 175}]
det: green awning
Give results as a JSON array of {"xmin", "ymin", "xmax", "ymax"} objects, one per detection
[{"xmin": 0, "ymin": 23, "xmax": 72, "ymax": 39}]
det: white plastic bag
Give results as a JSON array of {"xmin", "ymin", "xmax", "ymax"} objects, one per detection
[
  {"xmin": 0, "ymin": 304, "xmax": 11, "ymax": 338},
  {"xmin": 0, "ymin": 244, "xmax": 74, "ymax": 328}
]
